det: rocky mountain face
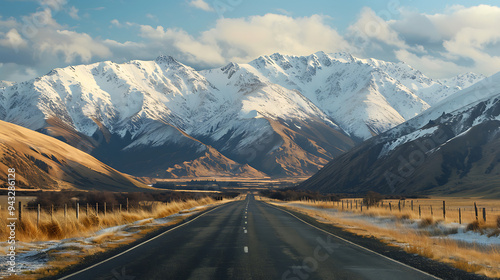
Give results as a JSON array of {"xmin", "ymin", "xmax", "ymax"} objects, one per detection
[
  {"xmin": 0, "ymin": 52, "xmax": 483, "ymax": 178},
  {"xmin": 299, "ymin": 72, "xmax": 500, "ymax": 198}
]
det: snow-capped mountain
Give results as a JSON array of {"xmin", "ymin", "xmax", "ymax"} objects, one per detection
[
  {"xmin": 0, "ymin": 52, "xmax": 485, "ymax": 178},
  {"xmin": 239, "ymin": 51, "xmax": 484, "ymax": 139},
  {"xmin": 300, "ymin": 72, "xmax": 500, "ymax": 198},
  {"xmin": 0, "ymin": 55, "xmax": 355, "ymax": 178},
  {"xmin": 0, "ymin": 81, "xmax": 14, "ymax": 88}
]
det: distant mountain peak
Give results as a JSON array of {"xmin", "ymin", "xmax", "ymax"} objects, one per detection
[{"xmin": 155, "ymin": 55, "xmax": 182, "ymax": 66}]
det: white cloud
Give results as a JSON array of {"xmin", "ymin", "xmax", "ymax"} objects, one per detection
[
  {"xmin": 188, "ymin": 0, "xmax": 214, "ymax": 12},
  {"xmin": 395, "ymin": 50, "xmax": 470, "ymax": 78},
  {"xmin": 139, "ymin": 25, "xmax": 225, "ymax": 65},
  {"xmin": 0, "ymin": 63, "xmax": 39, "ymax": 82},
  {"xmin": 110, "ymin": 19, "xmax": 121, "ymax": 27},
  {"xmin": 36, "ymin": 30, "xmax": 111, "ymax": 63},
  {"xmin": 201, "ymin": 14, "xmax": 349, "ymax": 62},
  {"xmin": 38, "ymin": 0, "xmax": 67, "ymax": 11},
  {"xmin": 68, "ymin": 6, "xmax": 79, "ymax": 20},
  {"xmin": 138, "ymin": 14, "xmax": 349, "ymax": 66},
  {"xmin": 348, "ymin": 7, "xmax": 408, "ymax": 50},
  {"xmin": 3, "ymin": 4, "xmax": 500, "ymax": 82},
  {"xmin": 0, "ymin": 8, "xmax": 112, "ymax": 81},
  {"xmin": 0, "ymin": 29, "xmax": 28, "ymax": 49},
  {"xmin": 388, "ymin": 5, "xmax": 500, "ymax": 78},
  {"xmin": 146, "ymin": 13, "xmax": 158, "ymax": 22}
]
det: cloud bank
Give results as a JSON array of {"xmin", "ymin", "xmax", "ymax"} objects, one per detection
[{"xmin": 1, "ymin": 4, "xmax": 500, "ymax": 82}]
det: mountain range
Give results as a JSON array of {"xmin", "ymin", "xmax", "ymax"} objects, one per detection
[
  {"xmin": 300, "ymin": 72, "xmax": 500, "ymax": 198},
  {"xmin": 0, "ymin": 52, "xmax": 485, "ymax": 179}
]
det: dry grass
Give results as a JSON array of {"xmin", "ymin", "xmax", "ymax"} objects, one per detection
[
  {"xmin": 269, "ymin": 200, "xmax": 500, "ymax": 279},
  {"xmin": 293, "ymin": 197, "xmax": 500, "ymax": 230},
  {"xmin": 0, "ymin": 196, "xmax": 220, "ymax": 242}
]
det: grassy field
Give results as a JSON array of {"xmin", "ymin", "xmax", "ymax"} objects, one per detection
[
  {"xmin": 262, "ymin": 196, "xmax": 500, "ymax": 279},
  {"xmin": 308, "ymin": 197, "xmax": 500, "ymax": 228},
  {"xmin": 0, "ymin": 196, "xmax": 223, "ymax": 242}
]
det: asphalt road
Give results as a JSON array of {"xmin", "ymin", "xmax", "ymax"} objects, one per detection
[{"xmin": 60, "ymin": 195, "xmax": 440, "ymax": 280}]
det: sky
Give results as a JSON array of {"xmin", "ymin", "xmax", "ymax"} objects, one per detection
[{"xmin": 1, "ymin": 0, "xmax": 500, "ymax": 82}]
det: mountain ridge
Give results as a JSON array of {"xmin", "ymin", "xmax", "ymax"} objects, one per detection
[
  {"xmin": 299, "ymin": 72, "xmax": 500, "ymax": 198},
  {"xmin": 0, "ymin": 52, "xmax": 485, "ymax": 179},
  {"xmin": 0, "ymin": 120, "xmax": 149, "ymax": 191}
]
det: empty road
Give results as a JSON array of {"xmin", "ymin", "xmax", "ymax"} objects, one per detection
[{"xmin": 59, "ymin": 195, "xmax": 439, "ymax": 280}]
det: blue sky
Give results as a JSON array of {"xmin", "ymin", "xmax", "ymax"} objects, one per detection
[{"xmin": 1, "ymin": 0, "xmax": 500, "ymax": 81}]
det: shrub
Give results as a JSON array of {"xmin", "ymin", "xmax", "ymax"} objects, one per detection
[
  {"xmin": 466, "ymin": 220, "xmax": 480, "ymax": 232},
  {"xmin": 419, "ymin": 218, "xmax": 434, "ymax": 227},
  {"xmin": 363, "ymin": 191, "xmax": 383, "ymax": 206},
  {"xmin": 40, "ymin": 221, "xmax": 63, "ymax": 239}
]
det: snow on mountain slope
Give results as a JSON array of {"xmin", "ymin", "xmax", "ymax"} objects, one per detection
[
  {"xmin": 386, "ymin": 72, "xmax": 500, "ymax": 139},
  {"xmin": 440, "ymin": 72, "xmax": 486, "ymax": 89},
  {"xmin": 0, "ymin": 55, "xmax": 354, "ymax": 177},
  {"xmin": 0, "ymin": 52, "xmax": 486, "ymax": 177},
  {"xmin": 199, "ymin": 62, "xmax": 355, "ymax": 176},
  {"xmin": 0, "ymin": 81, "xmax": 14, "ymax": 88},
  {"xmin": 0, "ymin": 57, "xmax": 267, "ymax": 177},
  {"xmin": 300, "ymin": 71, "xmax": 500, "ymax": 197},
  {"xmin": 240, "ymin": 52, "xmax": 428, "ymax": 139},
  {"xmin": 238, "ymin": 51, "xmax": 481, "ymax": 139}
]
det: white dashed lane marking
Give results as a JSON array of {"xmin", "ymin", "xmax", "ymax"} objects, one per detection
[{"xmin": 244, "ymin": 246, "xmax": 248, "ymax": 253}]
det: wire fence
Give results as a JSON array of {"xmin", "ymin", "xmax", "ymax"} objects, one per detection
[{"xmin": 301, "ymin": 198, "xmax": 500, "ymax": 226}]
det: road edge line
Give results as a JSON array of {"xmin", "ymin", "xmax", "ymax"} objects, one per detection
[{"xmin": 264, "ymin": 201, "xmax": 442, "ymax": 280}]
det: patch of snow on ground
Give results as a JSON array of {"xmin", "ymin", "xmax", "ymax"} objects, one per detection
[{"xmin": 284, "ymin": 202, "xmax": 500, "ymax": 247}]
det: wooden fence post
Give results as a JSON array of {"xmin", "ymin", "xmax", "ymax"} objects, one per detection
[
  {"xmin": 398, "ymin": 201, "xmax": 401, "ymax": 212},
  {"xmin": 104, "ymin": 202, "xmax": 106, "ymax": 217},
  {"xmin": 18, "ymin": 201, "xmax": 22, "ymax": 222},
  {"xmin": 459, "ymin": 208, "xmax": 461, "ymax": 224},
  {"xmin": 37, "ymin": 204, "xmax": 40, "ymax": 227},
  {"xmin": 430, "ymin": 205, "xmax": 433, "ymax": 216},
  {"xmin": 389, "ymin": 202, "xmax": 392, "ymax": 211},
  {"xmin": 474, "ymin": 202, "xmax": 478, "ymax": 221},
  {"xmin": 483, "ymin": 208, "xmax": 486, "ymax": 222},
  {"xmin": 411, "ymin": 200, "xmax": 413, "ymax": 211},
  {"xmin": 419, "ymin": 205, "xmax": 421, "ymax": 218},
  {"xmin": 443, "ymin": 201, "xmax": 446, "ymax": 219},
  {"xmin": 76, "ymin": 203, "xmax": 79, "ymax": 220}
]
